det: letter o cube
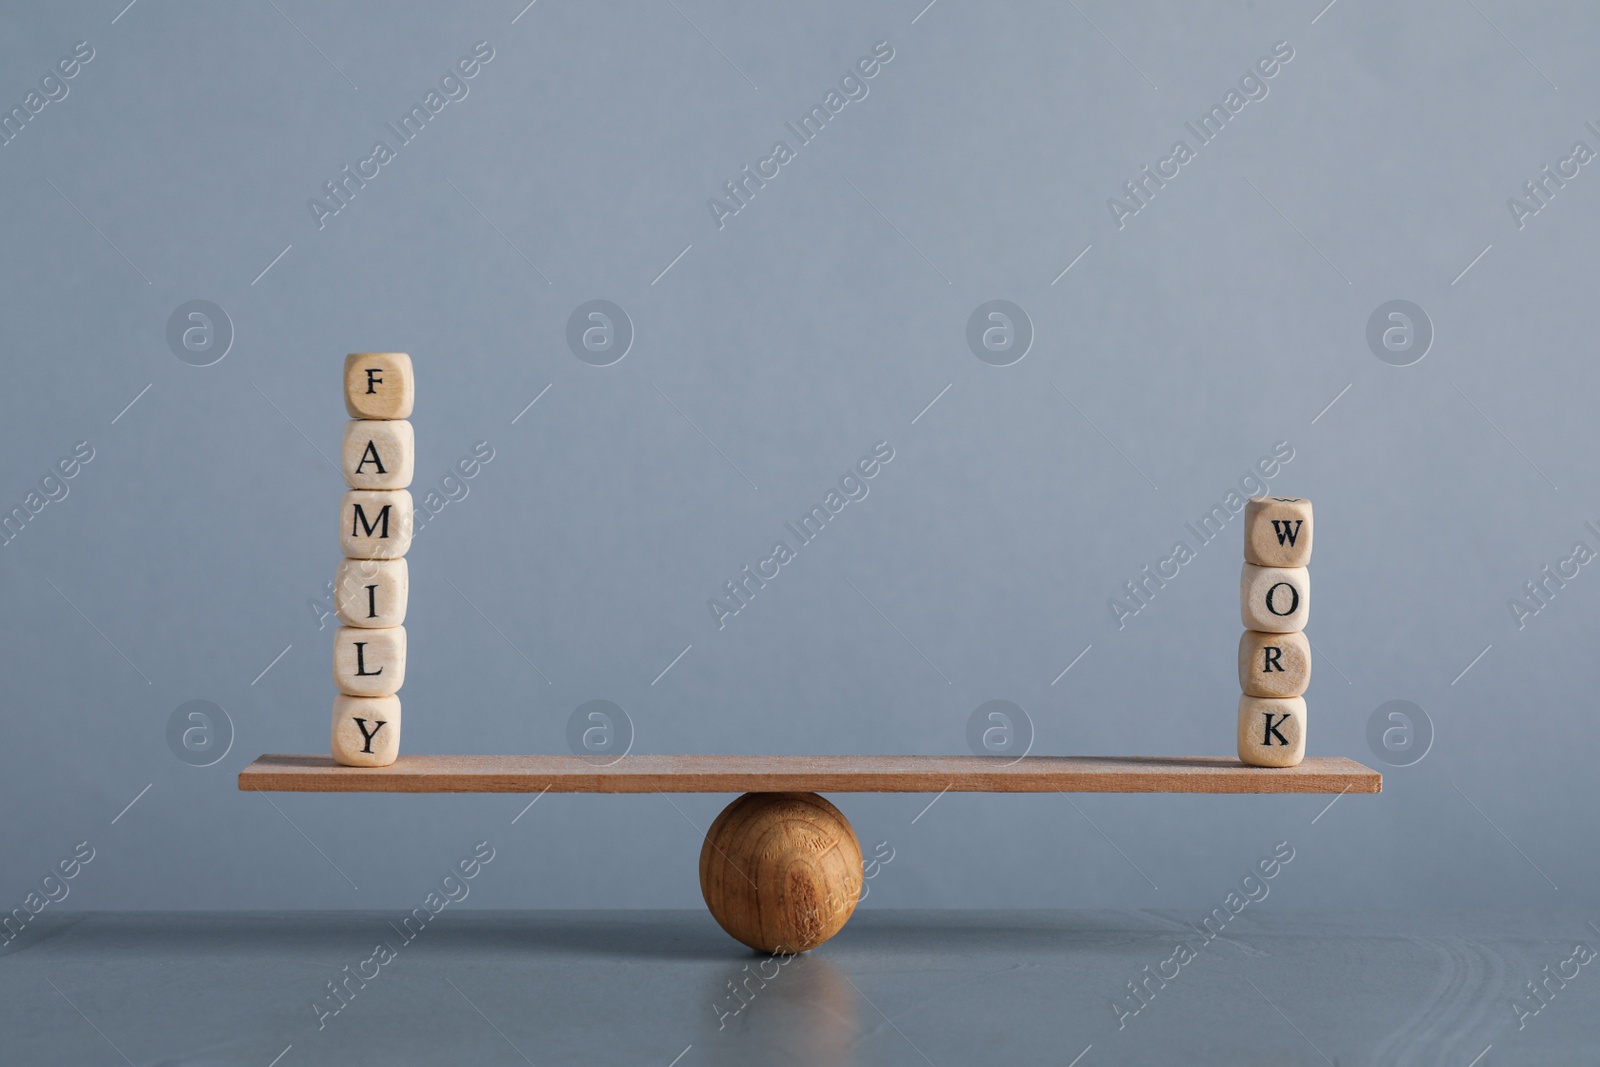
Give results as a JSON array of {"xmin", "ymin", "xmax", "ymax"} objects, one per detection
[{"xmin": 1240, "ymin": 563, "xmax": 1309, "ymax": 633}]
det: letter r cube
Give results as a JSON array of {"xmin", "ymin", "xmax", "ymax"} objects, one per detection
[{"xmin": 1239, "ymin": 630, "xmax": 1310, "ymax": 698}]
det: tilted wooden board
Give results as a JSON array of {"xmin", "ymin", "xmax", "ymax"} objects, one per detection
[{"xmin": 239, "ymin": 754, "xmax": 1380, "ymax": 794}]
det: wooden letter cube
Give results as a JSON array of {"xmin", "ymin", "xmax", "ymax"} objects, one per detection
[
  {"xmin": 340, "ymin": 489, "xmax": 413, "ymax": 559},
  {"xmin": 333, "ymin": 624, "xmax": 406, "ymax": 696},
  {"xmin": 335, "ymin": 557, "xmax": 408, "ymax": 628},
  {"xmin": 1244, "ymin": 496, "xmax": 1313, "ymax": 567},
  {"xmin": 1238, "ymin": 629, "xmax": 1311, "ymax": 698},
  {"xmin": 1237, "ymin": 695, "xmax": 1306, "ymax": 767},
  {"xmin": 344, "ymin": 353, "xmax": 414, "ymax": 420},
  {"xmin": 1241, "ymin": 563, "xmax": 1309, "ymax": 633},
  {"xmin": 342, "ymin": 419, "xmax": 414, "ymax": 490},
  {"xmin": 332, "ymin": 694, "xmax": 401, "ymax": 766}
]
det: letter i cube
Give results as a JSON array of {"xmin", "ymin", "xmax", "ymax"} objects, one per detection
[
  {"xmin": 1238, "ymin": 497, "xmax": 1312, "ymax": 767},
  {"xmin": 333, "ymin": 354, "xmax": 414, "ymax": 767}
]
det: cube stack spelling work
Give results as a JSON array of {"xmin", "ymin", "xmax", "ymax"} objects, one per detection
[
  {"xmin": 1238, "ymin": 496, "xmax": 1312, "ymax": 768},
  {"xmin": 332, "ymin": 353, "xmax": 415, "ymax": 767}
]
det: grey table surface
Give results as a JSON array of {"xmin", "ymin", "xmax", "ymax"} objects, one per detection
[{"xmin": 2, "ymin": 910, "xmax": 1595, "ymax": 1065}]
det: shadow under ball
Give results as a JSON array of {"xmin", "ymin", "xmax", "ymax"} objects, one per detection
[{"xmin": 699, "ymin": 792, "xmax": 863, "ymax": 954}]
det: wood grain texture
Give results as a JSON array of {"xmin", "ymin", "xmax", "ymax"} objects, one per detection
[
  {"xmin": 699, "ymin": 792, "xmax": 862, "ymax": 954},
  {"xmin": 344, "ymin": 352, "xmax": 414, "ymax": 420},
  {"xmin": 239, "ymin": 754, "xmax": 1380, "ymax": 794}
]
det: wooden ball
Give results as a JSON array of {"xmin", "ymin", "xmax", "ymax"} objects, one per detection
[{"xmin": 699, "ymin": 792, "xmax": 863, "ymax": 954}]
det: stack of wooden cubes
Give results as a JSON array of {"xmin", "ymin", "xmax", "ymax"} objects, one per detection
[
  {"xmin": 1238, "ymin": 497, "xmax": 1312, "ymax": 768},
  {"xmin": 332, "ymin": 353, "xmax": 415, "ymax": 767}
]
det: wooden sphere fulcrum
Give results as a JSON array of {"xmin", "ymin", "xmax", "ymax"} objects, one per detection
[{"xmin": 699, "ymin": 792, "xmax": 863, "ymax": 954}]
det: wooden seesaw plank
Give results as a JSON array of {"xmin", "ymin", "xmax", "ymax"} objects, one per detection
[{"xmin": 239, "ymin": 754, "xmax": 1380, "ymax": 794}]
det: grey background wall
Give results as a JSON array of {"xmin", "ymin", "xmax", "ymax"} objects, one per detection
[{"xmin": 2, "ymin": 0, "xmax": 1596, "ymax": 916}]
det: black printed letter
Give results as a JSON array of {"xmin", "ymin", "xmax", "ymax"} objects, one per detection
[
  {"xmin": 1265, "ymin": 582, "xmax": 1299, "ymax": 616},
  {"xmin": 351, "ymin": 504, "xmax": 391, "ymax": 539},
  {"xmin": 355, "ymin": 441, "xmax": 387, "ymax": 474},
  {"xmin": 353, "ymin": 717, "xmax": 386, "ymax": 753},
  {"xmin": 1261, "ymin": 713, "xmax": 1290, "ymax": 746},
  {"xmin": 353, "ymin": 642, "xmax": 383, "ymax": 676}
]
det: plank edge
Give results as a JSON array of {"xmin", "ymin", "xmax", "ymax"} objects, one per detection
[{"xmin": 238, "ymin": 754, "xmax": 1382, "ymax": 795}]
